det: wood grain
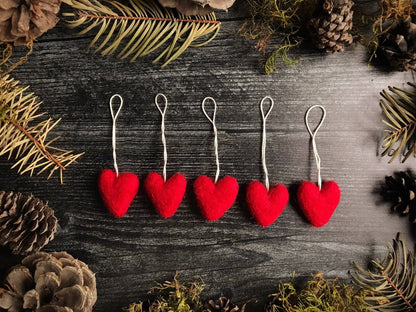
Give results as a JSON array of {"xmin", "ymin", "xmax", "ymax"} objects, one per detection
[{"xmin": 1, "ymin": 1, "xmax": 415, "ymax": 311}]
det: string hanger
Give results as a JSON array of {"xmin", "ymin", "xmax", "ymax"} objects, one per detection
[
  {"xmin": 304, "ymin": 104, "xmax": 327, "ymax": 190},
  {"xmin": 155, "ymin": 93, "xmax": 168, "ymax": 182},
  {"xmin": 202, "ymin": 97, "xmax": 220, "ymax": 183},
  {"xmin": 260, "ymin": 96, "xmax": 274, "ymax": 191},
  {"xmin": 109, "ymin": 94, "xmax": 123, "ymax": 177}
]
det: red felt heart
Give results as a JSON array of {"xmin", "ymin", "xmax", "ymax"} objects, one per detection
[
  {"xmin": 194, "ymin": 176, "xmax": 239, "ymax": 221},
  {"xmin": 246, "ymin": 181, "xmax": 289, "ymax": 227},
  {"xmin": 98, "ymin": 169, "xmax": 139, "ymax": 218},
  {"xmin": 297, "ymin": 181, "xmax": 341, "ymax": 227},
  {"xmin": 144, "ymin": 172, "xmax": 187, "ymax": 218}
]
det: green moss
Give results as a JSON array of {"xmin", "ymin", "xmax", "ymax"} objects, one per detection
[
  {"xmin": 266, "ymin": 273, "xmax": 369, "ymax": 312},
  {"xmin": 123, "ymin": 274, "xmax": 205, "ymax": 312},
  {"xmin": 239, "ymin": 0, "xmax": 317, "ymax": 74}
]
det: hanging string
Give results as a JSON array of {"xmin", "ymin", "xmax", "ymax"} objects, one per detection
[
  {"xmin": 202, "ymin": 97, "xmax": 220, "ymax": 183},
  {"xmin": 109, "ymin": 94, "xmax": 123, "ymax": 177},
  {"xmin": 155, "ymin": 93, "xmax": 168, "ymax": 182},
  {"xmin": 305, "ymin": 105, "xmax": 327, "ymax": 190},
  {"xmin": 260, "ymin": 96, "xmax": 274, "ymax": 191}
]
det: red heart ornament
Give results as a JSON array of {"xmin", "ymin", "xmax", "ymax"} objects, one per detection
[
  {"xmin": 194, "ymin": 176, "xmax": 239, "ymax": 221},
  {"xmin": 144, "ymin": 172, "xmax": 187, "ymax": 218},
  {"xmin": 98, "ymin": 169, "xmax": 139, "ymax": 218},
  {"xmin": 297, "ymin": 181, "xmax": 341, "ymax": 227},
  {"xmin": 246, "ymin": 181, "xmax": 289, "ymax": 227}
]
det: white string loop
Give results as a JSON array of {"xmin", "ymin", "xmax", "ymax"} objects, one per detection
[
  {"xmin": 155, "ymin": 93, "xmax": 168, "ymax": 182},
  {"xmin": 109, "ymin": 94, "xmax": 123, "ymax": 176},
  {"xmin": 202, "ymin": 97, "xmax": 219, "ymax": 183},
  {"xmin": 260, "ymin": 96, "xmax": 274, "ymax": 191},
  {"xmin": 305, "ymin": 105, "xmax": 326, "ymax": 190}
]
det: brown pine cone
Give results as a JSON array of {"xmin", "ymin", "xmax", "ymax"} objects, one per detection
[
  {"xmin": 309, "ymin": 0, "xmax": 354, "ymax": 53},
  {"xmin": 378, "ymin": 17, "xmax": 416, "ymax": 71},
  {"xmin": 158, "ymin": 0, "xmax": 235, "ymax": 16},
  {"xmin": 0, "ymin": 191, "xmax": 58, "ymax": 255},
  {"xmin": 207, "ymin": 297, "xmax": 239, "ymax": 312},
  {"xmin": 0, "ymin": 251, "xmax": 97, "ymax": 312},
  {"xmin": 0, "ymin": 0, "xmax": 61, "ymax": 46}
]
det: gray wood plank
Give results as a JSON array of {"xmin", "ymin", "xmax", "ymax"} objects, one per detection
[{"xmin": 0, "ymin": 4, "xmax": 415, "ymax": 311}]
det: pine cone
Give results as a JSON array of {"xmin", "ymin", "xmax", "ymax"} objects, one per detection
[
  {"xmin": 158, "ymin": 0, "xmax": 235, "ymax": 16},
  {"xmin": 0, "ymin": 191, "xmax": 58, "ymax": 255},
  {"xmin": 309, "ymin": 0, "xmax": 354, "ymax": 53},
  {"xmin": 0, "ymin": 251, "xmax": 97, "ymax": 312},
  {"xmin": 0, "ymin": 0, "xmax": 61, "ymax": 46},
  {"xmin": 381, "ymin": 171, "xmax": 416, "ymax": 223},
  {"xmin": 207, "ymin": 297, "xmax": 239, "ymax": 312},
  {"xmin": 378, "ymin": 17, "xmax": 416, "ymax": 71}
]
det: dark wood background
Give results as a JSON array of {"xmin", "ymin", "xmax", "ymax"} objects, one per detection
[{"xmin": 1, "ymin": 1, "xmax": 416, "ymax": 311}]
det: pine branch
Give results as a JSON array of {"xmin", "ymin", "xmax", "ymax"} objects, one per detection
[
  {"xmin": 0, "ymin": 75, "xmax": 83, "ymax": 183},
  {"xmin": 380, "ymin": 82, "xmax": 416, "ymax": 163},
  {"xmin": 62, "ymin": 0, "xmax": 221, "ymax": 68},
  {"xmin": 352, "ymin": 233, "xmax": 416, "ymax": 312}
]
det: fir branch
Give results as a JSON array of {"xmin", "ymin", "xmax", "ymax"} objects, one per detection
[
  {"xmin": 352, "ymin": 233, "xmax": 416, "ymax": 312},
  {"xmin": 62, "ymin": 0, "xmax": 221, "ymax": 68},
  {"xmin": 380, "ymin": 82, "xmax": 416, "ymax": 163},
  {"xmin": 0, "ymin": 75, "xmax": 83, "ymax": 183}
]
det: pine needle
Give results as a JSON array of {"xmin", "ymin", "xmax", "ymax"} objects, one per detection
[
  {"xmin": 0, "ymin": 75, "xmax": 83, "ymax": 183},
  {"xmin": 62, "ymin": 0, "xmax": 221, "ymax": 68},
  {"xmin": 380, "ymin": 83, "xmax": 416, "ymax": 163},
  {"xmin": 352, "ymin": 233, "xmax": 416, "ymax": 312}
]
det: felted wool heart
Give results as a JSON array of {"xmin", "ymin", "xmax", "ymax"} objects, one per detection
[
  {"xmin": 297, "ymin": 181, "xmax": 341, "ymax": 227},
  {"xmin": 246, "ymin": 181, "xmax": 289, "ymax": 227},
  {"xmin": 98, "ymin": 169, "xmax": 140, "ymax": 218},
  {"xmin": 144, "ymin": 172, "xmax": 187, "ymax": 218},
  {"xmin": 194, "ymin": 175, "xmax": 239, "ymax": 221}
]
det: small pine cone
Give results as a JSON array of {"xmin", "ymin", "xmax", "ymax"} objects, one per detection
[
  {"xmin": 381, "ymin": 171, "xmax": 416, "ymax": 223},
  {"xmin": 0, "ymin": 0, "xmax": 61, "ymax": 46},
  {"xmin": 207, "ymin": 297, "xmax": 239, "ymax": 312},
  {"xmin": 309, "ymin": 0, "xmax": 354, "ymax": 53},
  {"xmin": 378, "ymin": 17, "xmax": 416, "ymax": 71},
  {"xmin": 0, "ymin": 191, "xmax": 58, "ymax": 255},
  {"xmin": 0, "ymin": 251, "xmax": 97, "ymax": 312}
]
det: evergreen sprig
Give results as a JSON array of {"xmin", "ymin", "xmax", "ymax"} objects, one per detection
[
  {"xmin": 0, "ymin": 75, "xmax": 83, "ymax": 183},
  {"xmin": 380, "ymin": 82, "xmax": 416, "ymax": 163},
  {"xmin": 352, "ymin": 233, "xmax": 416, "ymax": 311},
  {"xmin": 62, "ymin": 0, "xmax": 221, "ymax": 68}
]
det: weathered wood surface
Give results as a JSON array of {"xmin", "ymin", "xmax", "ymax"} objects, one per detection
[{"xmin": 1, "ymin": 1, "xmax": 416, "ymax": 311}]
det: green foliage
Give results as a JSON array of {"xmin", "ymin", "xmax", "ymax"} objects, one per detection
[
  {"xmin": 267, "ymin": 273, "xmax": 368, "ymax": 312},
  {"xmin": 124, "ymin": 274, "xmax": 205, "ymax": 312},
  {"xmin": 239, "ymin": 0, "xmax": 317, "ymax": 74},
  {"xmin": 379, "ymin": 82, "xmax": 416, "ymax": 163},
  {"xmin": 62, "ymin": 0, "xmax": 220, "ymax": 68},
  {"xmin": 352, "ymin": 233, "xmax": 416, "ymax": 311}
]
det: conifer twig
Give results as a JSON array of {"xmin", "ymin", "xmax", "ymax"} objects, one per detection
[
  {"xmin": 380, "ymin": 82, "xmax": 416, "ymax": 162},
  {"xmin": 62, "ymin": 0, "xmax": 221, "ymax": 68},
  {"xmin": 0, "ymin": 75, "xmax": 83, "ymax": 183}
]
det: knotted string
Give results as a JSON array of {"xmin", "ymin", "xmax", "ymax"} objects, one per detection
[
  {"xmin": 109, "ymin": 94, "xmax": 123, "ymax": 177},
  {"xmin": 155, "ymin": 93, "xmax": 168, "ymax": 182},
  {"xmin": 305, "ymin": 105, "xmax": 326, "ymax": 190},
  {"xmin": 202, "ymin": 97, "xmax": 219, "ymax": 183},
  {"xmin": 260, "ymin": 96, "xmax": 274, "ymax": 191}
]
